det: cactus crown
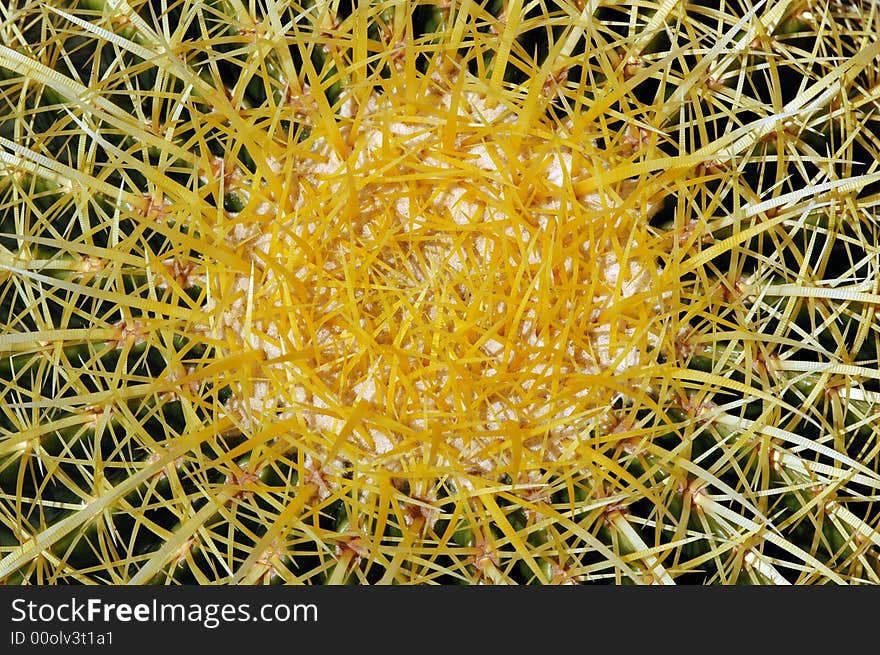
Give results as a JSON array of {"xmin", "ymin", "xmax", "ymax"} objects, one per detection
[{"xmin": 2, "ymin": 0, "xmax": 880, "ymax": 584}]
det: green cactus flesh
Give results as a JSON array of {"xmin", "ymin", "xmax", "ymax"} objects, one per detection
[{"xmin": 2, "ymin": 0, "xmax": 880, "ymax": 584}]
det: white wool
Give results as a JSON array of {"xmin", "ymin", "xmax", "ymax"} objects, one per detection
[
  {"xmin": 370, "ymin": 430, "xmax": 394, "ymax": 454},
  {"xmin": 395, "ymin": 196, "xmax": 411, "ymax": 220},
  {"xmin": 545, "ymin": 152, "xmax": 571, "ymax": 188},
  {"xmin": 353, "ymin": 375, "xmax": 377, "ymax": 402},
  {"xmin": 470, "ymin": 143, "xmax": 496, "ymax": 171}
]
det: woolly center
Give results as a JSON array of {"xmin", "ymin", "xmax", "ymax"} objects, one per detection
[{"xmin": 206, "ymin": 81, "xmax": 666, "ymax": 491}]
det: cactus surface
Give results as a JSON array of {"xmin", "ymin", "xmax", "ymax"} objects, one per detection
[{"xmin": 2, "ymin": 0, "xmax": 880, "ymax": 584}]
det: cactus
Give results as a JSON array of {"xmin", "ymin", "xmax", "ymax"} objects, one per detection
[{"xmin": 2, "ymin": 0, "xmax": 880, "ymax": 585}]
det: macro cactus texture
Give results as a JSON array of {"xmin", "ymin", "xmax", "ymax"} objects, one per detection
[{"xmin": 2, "ymin": 0, "xmax": 880, "ymax": 585}]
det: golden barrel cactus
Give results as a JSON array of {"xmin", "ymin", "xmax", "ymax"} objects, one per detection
[{"xmin": 2, "ymin": 0, "xmax": 880, "ymax": 584}]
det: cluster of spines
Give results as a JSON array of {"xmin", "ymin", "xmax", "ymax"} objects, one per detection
[{"xmin": 0, "ymin": 0, "xmax": 880, "ymax": 584}]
